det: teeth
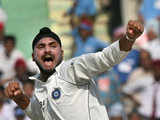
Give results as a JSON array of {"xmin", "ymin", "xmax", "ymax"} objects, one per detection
[
  {"xmin": 44, "ymin": 56, "xmax": 53, "ymax": 62},
  {"xmin": 45, "ymin": 54, "xmax": 51, "ymax": 57},
  {"xmin": 44, "ymin": 55, "xmax": 52, "ymax": 60},
  {"xmin": 45, "ymin": 57, "xmax": 51, "ymax": 59}
]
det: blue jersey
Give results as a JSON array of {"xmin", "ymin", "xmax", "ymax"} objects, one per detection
[
  {"xmin": 140, "ymin": 0, "xmax": 160, "ymax": 21},
  {"xmin": 73, "ymin": 35, "xmax": 108, "ymax": 57},
  {"xmin": 113, "ymin": 49, "xmax": 140, "ymax": 84},
  {"xmin": 75, "ymin": 0, "xmax": 97, "ymax": 16},
  {"xmin": 96, "ymin": 70, "xmax": 122, "ymax": 107}
]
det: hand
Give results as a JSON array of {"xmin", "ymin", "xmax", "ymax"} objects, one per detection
[
  {"xmin": 119, "ymin": 20, "xmax": 144, "ymax": 51},
  {"xmin": 5, "ymin": 81, "xmax": 30, "ymax": 109},
  {"xmin": 5, "ymin": 81, "xmax": 23, "ymax": 99},
  {"xmin": 126, "ymin": 20, "xmax": 144, "ymax": 41}
]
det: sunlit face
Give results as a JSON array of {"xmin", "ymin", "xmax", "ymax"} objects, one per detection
[{"xmin": 32, "ymin": 37, "xmax": 63, "ymax": 73}]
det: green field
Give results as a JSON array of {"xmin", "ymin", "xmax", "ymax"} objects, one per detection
[
  {"xmin": 1, "ymin": 0, "xmax": 109, "ymax": 59},
  {"xmin": 2, "ymin": 0, "xmax": 50, "ymax": 58}
]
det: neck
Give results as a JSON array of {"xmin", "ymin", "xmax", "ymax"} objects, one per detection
[
  {"xmin": 39, "ymin": 69, "xmax": 55, "ymax": 82},
  {"xmin": 37, "ymin": 59, "xmax": 62, "ymax": 82}
]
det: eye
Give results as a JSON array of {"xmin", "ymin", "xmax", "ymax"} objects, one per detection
[
  {"xmin": 50, "ymin": 45, "xmax": 56, "ymax": 48},
  {"xmin": 50, "ymin": 43, "xmax": 57, "ymax": 48},
  {"xmin": 37, "ymin": 44, "xmax": 45, "ymax": 49}
]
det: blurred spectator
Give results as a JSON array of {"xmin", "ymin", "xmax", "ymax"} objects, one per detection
[
  {"xmin": 0, "ymin": 22, "xmax": 4, "ymax": 51},
  {"xmin": 14, "ymin": 58, "xmax": 35, "ymax": 84},
  {"xmin": 97, "ymin": 70, "xmax": 124, "ymax": 120},
  {"xmin": 142, "ymin": 20, "xmax": 160, "ymax": 59},
  {"xmin": 64, "ymin": 0, "xmax": 97, "ymax": 30},
  {"xmin": 22, "ymin": 80, "xmax": 34, "ymax": 98},
  {"xmin": 138, "ymin": 0, "xmax": 160, "ymax": 34},
  {"xmin": 14, "ymin": 107, "xmax": 30, "ymax": 120},
  {"xmin": 74, "ymin": 0, "xmax": 97, "ymax": 18},
  {"xmin": 72, "ymin": 19, "xmax": 108, "ymax": 57},
  {"xmin": 0, "ymin": 35, "xmax": 24, "ymax": 86},
  {"xmin": 122, "ymin": 49, "xmax": 153, "ymax": 115},
  {"xmin": 0, "ymin": 2, "xmax": 7, "ymax": 50},
  {"xmin": 14, "ymin": 107, "xmax": 25, "ymax": 120},
  {"xmin": 145, "ymin": 19, "xmax": 159, "ymax": 40},
  {"xmin": 66, "ymin": 0, "xmax": 97, "ymax": 18},
  {"xmin": 0, "ymin": 86, "xmax": 15, "ymax": 120},
  {"xmin": 137, "ymin": 59, "xmax": 160, "ymax": 119},
  {"xmin": 128, "ymin": 109, "xmax": 141, "ymax": 120}
]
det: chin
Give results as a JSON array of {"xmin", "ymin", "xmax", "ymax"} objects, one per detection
[
  {"xmin": 43, "ymin": 68, "xmax": 55, "ymax": 74},
  {"xmin": 39, "ymin": 65, "xmax": 55, "ymax": 74}
]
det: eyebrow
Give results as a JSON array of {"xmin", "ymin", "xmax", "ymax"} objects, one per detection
[{"xmin": 49, "ymin": 41, "xmax": 57, "ymax": 45}]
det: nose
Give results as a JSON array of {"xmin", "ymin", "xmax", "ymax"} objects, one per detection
[{"xmin": 44, "ymin": 46, "xmax": 51, "ymax": 53}]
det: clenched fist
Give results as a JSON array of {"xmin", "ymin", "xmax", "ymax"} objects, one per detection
[
  {"xmin": 5, "ymin": 81, "xmax": 30, "ymax": 109},
  {"xmin": 5, "ymin": 81, "xmax": 23, "ymax": 99},
  {"xmin": 119, "ymin": 20, "xmax": 144, "ymax": 51},
  {"xmin": 126, "ymin": 20, "xmax": 144, "ymax": 41}
]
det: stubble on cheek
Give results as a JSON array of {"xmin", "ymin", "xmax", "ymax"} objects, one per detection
[{"xmin": 33, "ymin": 51, "xmax": 45, "ymax": 71}]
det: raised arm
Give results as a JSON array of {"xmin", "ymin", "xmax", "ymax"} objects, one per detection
[{"xmin": 64, "ymin": 20, "xmax": 144, "ymax": 84}]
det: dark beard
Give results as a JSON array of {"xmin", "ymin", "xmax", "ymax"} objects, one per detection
[
  {"xmin": 35, "ymin": 60, "xmax": 55, "ymax": 75},
  {"xmin": 34, "ymin": 53, "xmax": 63, "ymax": 76}
]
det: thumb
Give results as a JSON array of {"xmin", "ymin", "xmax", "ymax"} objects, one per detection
[{"xmin": 14, "ymin": 89, "xmax": 23, "ymax": 96}]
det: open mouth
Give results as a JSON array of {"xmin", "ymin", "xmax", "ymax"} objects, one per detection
[
  {"xmin": 42, "ymin": 55, "xmax": 54, "ymax": 66},
  {"xmin": 43, "ymin": 57, "xmax": 53, "ymax": 62}
]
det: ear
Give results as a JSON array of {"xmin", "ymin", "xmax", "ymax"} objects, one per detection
[{"xmin": 32, "ymin": 53, "xmax": 35, "ymax": 61}]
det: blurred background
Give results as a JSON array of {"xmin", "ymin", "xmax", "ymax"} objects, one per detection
[{"xmin": 0, "ymin": 0, "xmax": 160, "ymax": 120}]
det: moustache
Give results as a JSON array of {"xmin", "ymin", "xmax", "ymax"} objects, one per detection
[{"xmin": 41, "ymin": 54, "xmax": 55, "ymax": 61}]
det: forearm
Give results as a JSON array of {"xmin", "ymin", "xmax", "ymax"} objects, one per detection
[
  {"xmin": 13, "ymin": 94, "xmax": 30, "ymax": 110},
  {"xmin": 73, "ymin": 41, "xmax": 129, "ymax": 79}
]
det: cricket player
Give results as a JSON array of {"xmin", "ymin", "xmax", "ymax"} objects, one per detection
[{"xmin": 5, "ymin": 20, "xmax": 143, "ymax": 120}]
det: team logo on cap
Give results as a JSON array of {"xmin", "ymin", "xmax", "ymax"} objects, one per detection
[{"xmin": 52, "ymin": 88, "xmax": 61, "ymax": 100}]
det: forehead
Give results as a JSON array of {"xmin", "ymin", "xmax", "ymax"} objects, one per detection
[{"xmin": 37, "ymin": 37, "xmax": 58, "ymax": 44}]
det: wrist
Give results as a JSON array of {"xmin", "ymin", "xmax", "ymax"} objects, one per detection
[
  {"xmin": 119, "ymin": 35, "xmax": 134, "ymax": 51},
  {"xmin": 13, "ymin": 94, "xmax": 30, "ymax": 110},
  {"xmin": 125, "ymin": 34, "xmax": 135, "ymax": 42}
]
